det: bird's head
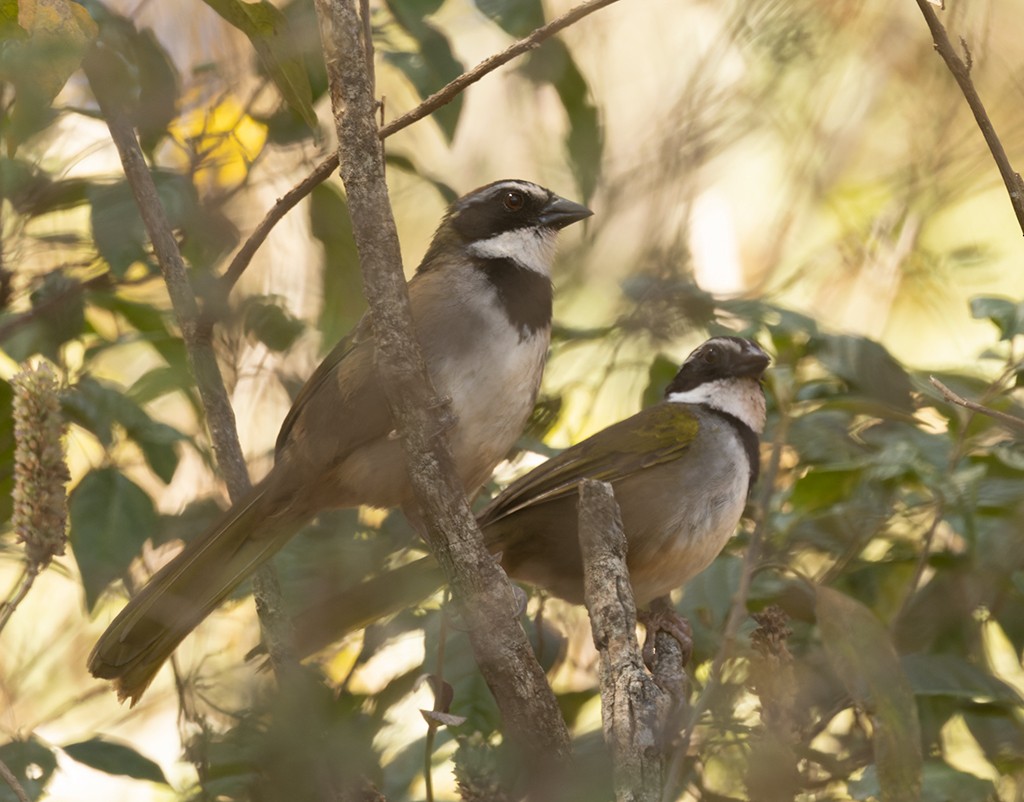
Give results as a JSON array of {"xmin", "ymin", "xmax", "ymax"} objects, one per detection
[
  {"xmin": 423, "ymin": 180, "xmax": 592, "ymax": 276},
  {"xmin": 665, "ymin": 337, "xmax": 771, "ymax": 433}
]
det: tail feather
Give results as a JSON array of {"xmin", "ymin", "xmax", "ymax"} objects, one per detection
[
  {"xmin": 291, "ymin": 557, "xmax": 446, "ymax": 658},
  {"xmin": 88, "ymin": 482, "xmax": 307, "ymax": 704}
]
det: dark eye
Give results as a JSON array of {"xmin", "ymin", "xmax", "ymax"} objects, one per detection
[
  {"xmin": 701, "ymin": 347, "xmax": 718, "ymax": 364},
  {"xmin": 502, "ymin": 191, "xmax": 525, "ymax": 212}
]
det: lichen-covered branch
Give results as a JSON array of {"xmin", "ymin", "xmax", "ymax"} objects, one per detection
[
  {"xmin": 578, "ymin": 479, "xmax": 676, "ymax": 802},
  {"xmin": 312, "ymin": 0, "xmax": 572, "ymax": 770}
]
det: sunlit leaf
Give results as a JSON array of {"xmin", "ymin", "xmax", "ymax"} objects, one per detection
[
  {"xmin": 963, "ymin": 703, "xmax": 1024, "ymax": 773},
  {"xmin": 816, "ymin": 585, "xmax": 922, "ymax": 801},
  {"xmin": 201, "ymin": 0, "xmax": 317, "ymax": 129},
  {"xmin": 0, "ymin": 0, "xmax": 98, "ymax": 153},
  {"xmin": 62, "ymin": 376, "xmax": 185, "ymax": 482},
  {"xmin": 970, "ymin": 296, "xmax": 1024, "ymax": 341},
  {"xmin": 850, "ymin": 761, "xmax": 994, "ymax": 802},
  {"xmin": 63, "ymin": 738, "xmax": 168, "ymax": 784},
  {"xmin": 69, "ymin": 467, "xmax": 158, "ymax": 610},
  {"xmin": 901, "ymin": 653, "xmax": 1023, "ymax": 704}
]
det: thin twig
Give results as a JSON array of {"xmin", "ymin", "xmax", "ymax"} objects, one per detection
[
  {"xmin": 0, "ymin": 757, "xmax": 31, "ymax": 802},
  {"xmin": 913, "ymin": 0, "xmax": 1024, "ymax": 236},
  {"xmin": 219, "ymin": 0, "xmax": 623, "ymax": 294},
  {"xmin": 0, "ymin": 564, "xmax": 39, "ymax": 638},
  {"xmin": 929, "ymin": 375, "xmax": 1024, "ymax": 434}
]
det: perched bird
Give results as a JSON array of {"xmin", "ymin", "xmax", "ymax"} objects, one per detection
[
  {"xmin": 289, "ymin": 336, "xmax": 770, "ymax": 656},
  {"xmin": 89, "ymin": 180, "xmax": 592, "ymax": 702}
]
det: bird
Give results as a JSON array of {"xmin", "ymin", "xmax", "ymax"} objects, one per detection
[
  {"xmin": 88, "ymin": 179, "xmax": 593, "ymax": 703},
  {"xmin": 287, "ymin": 335, "xmax": 770, "ymax": 657}
]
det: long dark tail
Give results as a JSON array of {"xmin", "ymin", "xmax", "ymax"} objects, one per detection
[
  {"xmin": 88, "ymin": 480, "xmax": 307, "ymax": 704},
  {"xmin": 290, "ymin": 556, "xmax": 446, "ymax": 658}
]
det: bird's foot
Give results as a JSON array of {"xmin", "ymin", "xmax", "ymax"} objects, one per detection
[{"xmin": 639, "ymin": 599, "xmax": 693, "ymax": 670}]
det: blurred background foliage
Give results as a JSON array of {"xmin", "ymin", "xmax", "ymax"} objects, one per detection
[{"xmin": 1, "ymin": 0, "xmax": 1024, "ymax": 799}]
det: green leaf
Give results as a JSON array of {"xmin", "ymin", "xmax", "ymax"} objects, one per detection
[
  {"xmin": 0, "ymin": 737, "xmax": 58, "ymax": 802},
  {"xmin": 89, "ymin": 173, "xmax": 198, "ymax": 276},
  {"xmin": 201, "ymin": 0, "xmax": 317, "ymax": 129},
  {"xmin": 816, "ymin": 334, "xmax": 915, "ymax": 413},
  {"xmin": 241, "ymin": 296, "xmax": 306, "ymax": 352},
  {"xmin": 63, "ymin": 376, "xmax": 185, "ymax": 482},
  {"xmin": 0, "ymin": 157, "xmax": 92, "ymax": 216},
  {"xmin": 474, "ymin": 0, "xmax": 544, "ymax": 37},
  {"xmin": 642, "ymin": 353, "xmax": 680, "ymax": 408},
  {"xmin": 816, "ymin": 586, "xmax": 922, "ymax": 802},
  {"xmin": 88, "ymin": 292, "xmax": 187, "ymax": 370},
  {"xmin": 0, "ymin": 0, "xmax": 27, "ymax": 39},
  {"xmin": 63, "ymin": 738, "xmax": 168, "ymax": 785},
  {"xmin": 1, "ymin": 271, "xmax": 85, "ymax": 362},
  {"xmin": 902, "ymin": 653, "xmax": 1023, "ymax": 704},
  {"xmin": 850, "ymin": 761, "xmax": 995, "ymax": 802},
  {"xmin": 383, "ymin": 0, "xmax": 465, "ymax": 141},
  {"xmin": 524, "ymin": 39, "xmax": 602, "ymax": 202},
  {"xmin": 963, "ymin": 703, "xmax": 1024, "ymax": 773},
  {"xmin": 970, "ymin": 295, "xmax": 1024, "ymax": 341},
  {"xmin": 0, "ymin": 0, "xmax": 98, "ymax": 153},
  {"xmin": 385, "ymin": 154, "xmax": 457, "ymax": 203},
  {"xmin": 310, "ymin": 183, "xmax": 367, "ymax": 349},
  {"xmin": 69, "ymin": 467, "xmax": 158, "ymax": 611}
]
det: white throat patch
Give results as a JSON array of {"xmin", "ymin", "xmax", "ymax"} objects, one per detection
[
  {"xmin": 667, "ymin": 378, "xmax": 767, "ymax": 433},
  {"xmin": 467, "ymin": 228, "xmax": 558, "ymax": 275}
]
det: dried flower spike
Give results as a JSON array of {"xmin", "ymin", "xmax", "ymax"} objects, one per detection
[{"xmin": 11, "ymin": 361, "xmax": 69, "ymax": 568}]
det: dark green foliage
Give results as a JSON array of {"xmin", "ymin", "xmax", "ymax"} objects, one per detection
[
  {"xmin": 310, "ymin": 183, "xmax": 366, "ymax": 349},
  {"xmin": 62, "ymin": 738, "xmax": 168, "ymax": 785},
  {"xmin": 69, "ymin": 467, "xmax": 159, "ymax": 611},
  {"xmin": 4, "ymin": 2, "xmax": 1024, "ymax": 800},
  {"xmin": 382, "ymin": 0, "xmax": 465, "ymax": 142},
  {"xmin": 0, "ymin": 738, "xmax": 57, "ymax": 802}
]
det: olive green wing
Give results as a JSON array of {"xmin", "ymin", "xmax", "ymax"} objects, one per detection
[
  {"xmin": 478, "ymin": 403, "xmax": 700, "ymax": 526},
  {"xmin": 273, "ymin": 312, "xmax": 393, "ymax": 467}
]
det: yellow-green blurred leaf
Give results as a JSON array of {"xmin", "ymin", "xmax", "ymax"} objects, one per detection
[{"xmin": 816, "ymin": 585, "xmax": 922, "ymax": 802}]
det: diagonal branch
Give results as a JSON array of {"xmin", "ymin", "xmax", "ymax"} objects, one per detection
[
  {"xmin": 929, "ymin": 375, "xmax": 1024, "ymax": 435},
  {"xmin": 913, "ymin": 0, "xmax": 1024, "ymax": 236},
  {"xmin": 312, "ymin": 0, "xmax": 572, "ymax": 773},
  {"xmin": 219, "ymin": 0, "xmax": 623, "ymax": 296}
]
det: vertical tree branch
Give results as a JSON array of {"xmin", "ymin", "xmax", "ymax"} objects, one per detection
[
  {"xmin": 81, "ymin": 43, "xmax": 297, "ymax": 677},
  {"xmin": 579, "ymin": 479, "xmax": 675, "ymax": 802},
  {"xmin": 312, "ymin": 0, "xmax": 572, "ymax": 772},
  {"xmin": 913, "ymin": 0, "xmax": 1024, "ymax": 236}
]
